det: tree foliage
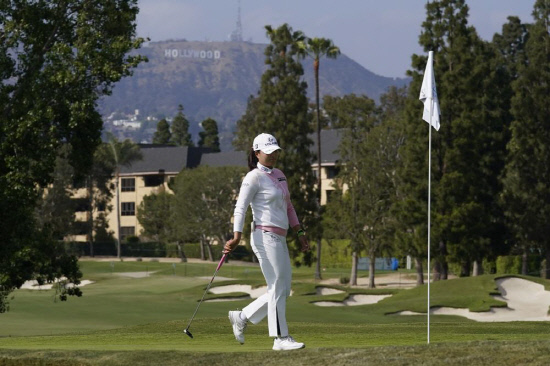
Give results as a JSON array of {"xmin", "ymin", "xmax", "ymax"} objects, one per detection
[
  {"xmin": 171, "ymin": 166, "xmax": 247, "ymax": 260},
  {"xmin": 153, "ymin": 118, "xmax": 171, "ymax": 144},
  {"xmin": 198, "ymin": 118, "xmax": 220, "ymax": 152},
  {"xmin": 171, "ymin": 104, "xmax": 193, "ymax": 147},
  {"xmin": 0, "ymin": 0, "xmax": 145, "ymax": 311},
  {"xmin": 234, "ymin": 24, "xmax": 317, "ymax": 265},
  {"xmin": 502, "ymin": 0, "xmax": 550, "ymax": 277}
]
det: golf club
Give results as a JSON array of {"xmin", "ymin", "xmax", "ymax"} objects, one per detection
[{"xmin": 183, "ymin": 253, "xmax": 227, "ymax": 338}]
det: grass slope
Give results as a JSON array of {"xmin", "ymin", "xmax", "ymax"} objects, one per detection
[{"xmin": 1, "ymin": 260, "xmax": 550, "ymax": 365}]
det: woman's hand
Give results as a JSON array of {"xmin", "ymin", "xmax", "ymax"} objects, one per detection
[
  {"xmin": 223, "ymin": 232, "xmax": 242, "ymax": 254},
  {"xmin": 298, "ymin": 234, "xmax": 310, "ymax": 252}
]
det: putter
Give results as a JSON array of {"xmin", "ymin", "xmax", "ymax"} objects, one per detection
[{"xmin": 183, "ymin": 253, "xmax": 227, "ymax": 338}]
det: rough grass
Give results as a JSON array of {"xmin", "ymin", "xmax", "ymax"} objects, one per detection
[{"xmin": 2, "ymin": 260, "xmax": 550, "ymax": 365}]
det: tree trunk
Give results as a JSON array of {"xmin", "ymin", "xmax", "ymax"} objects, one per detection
[
  {"xmin": 460, "ymin": 260, "xmax": 471, "ymax": 277},
  {"xmin": 177, "ymin": 241, "xmax": 187, "ymax": 263},
  {"xmin": 206, "ymin": 239, "xmax": 214, "ymax": 262},
  {"xmin": 368, "ymin": 254, "xmax": 376, "ymax": 289},
  {"xmin": 200, "ymin": 235, "xmax": 206, "ymax": 260},
  {"xmin": 439, "ymin": 241, "xmax": 448, "ymax": 279},
  {"xmin": 521, "ymin": 250, "xmax": 528, "ymax": 275},
  {"xmin": 314, "ymin": 60, "xmax": 322, "ymax": 281},
  {"xmin": 349, "ymin": 250, "xmax": 358, "ymax": 286},
  {"xmin": 545, "ymin": 250, "xmax": 550, "ymax": 279},
  {"xmin": 473, "ymin": 260, "xmax": 483, "ymax": 276},
  {"xmin": 433, "ymin": 260, "xmax": 441, "ymax": 281},
  {"xmin": 115, "ymin": 171, "xmax": 121, "ymax": 259},
  {"xmin": 415, "ymin": 257, "xmax": 424, "ymax": 285},
  {"xmin": 87, "ymin": 178, "xmax": 94, "ymax": 257}
]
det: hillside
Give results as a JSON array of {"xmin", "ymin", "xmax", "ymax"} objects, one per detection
[{"xmin": 99, "ymin": 40, "xmax": 409, "ymax": 149}]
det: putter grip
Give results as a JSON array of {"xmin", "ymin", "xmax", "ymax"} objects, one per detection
[{"xmin": 216, "ymin": 253, "xmax": 227, "ymax": 271}]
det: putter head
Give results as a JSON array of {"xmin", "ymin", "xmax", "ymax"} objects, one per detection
[{"xmin": 183, "ymin": 328, "xmax": 193, "ymax": 339}]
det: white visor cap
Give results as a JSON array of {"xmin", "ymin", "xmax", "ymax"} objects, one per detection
[{"xmin": 253, "ymin": 133, "xmax": 282, "ymax": 154}]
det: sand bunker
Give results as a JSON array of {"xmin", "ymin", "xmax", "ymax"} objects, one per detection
[
  {"xmin": 207, "ymin": 284, "xmax": 268, "ymax": 300},
  {"xmin": 398, "ymin": 277, "xmax": 550, "ymax": 322},
  {"xmin": 115, "ymin": 271, "xmax": 157, "ymax": 278},
  {"xmin": 20, "ymin": 280, "xmax": 94, "ymax": 290},
  {"xmin": 314, "ymin": 294, "xmax": 393, "ymax": 307}
]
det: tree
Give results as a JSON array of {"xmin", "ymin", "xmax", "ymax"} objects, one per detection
[
  {"xmin": 172, "ymin": 166, "xmax": 247, "ymax": 261},
  {"xmin": 105, "ymin": 133, "xmax": 143, "ymax": 259},
  {"xmin": 323, "ymin": 93, "xmax": 402, "ymax": 287},
  {"xmin": 153, "ymin": 118, "xmax": 171, "ymax": 144},
  {"xmin": 298, "ymin": 37, "xmax": 340, "ymax": 280},
  {"xmin": 0, "ymin": 0, "xmax": 145, "ymax": 311},
  {"xmin": 35, "ymin": 145, "xmax": 77, "ymax": 240},
  {"xmin": 503, "ymin": 0, "xmax": 550, "ymax": 278},
  {"xmin": 234, "ymin": 24, "xmax": 317, "ymax": 266},
  {"xmin": 171, "ymin": 104, "xmax": 193, "ymax": 147},
  {"xmin": 198, "ymin": 118, "xmax": 221, "ymax": 152},
  {"xmin": 396, "ymin": 0, "xmax": 510, "ymax": 280}
]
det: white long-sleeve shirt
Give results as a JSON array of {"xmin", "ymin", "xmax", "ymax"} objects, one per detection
[{"xmin": 233, "ymin": 163, "xmax": 299, "ymax": 234}]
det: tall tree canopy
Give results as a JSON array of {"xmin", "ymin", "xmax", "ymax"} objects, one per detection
[
  {"xmin": 397, "ymin": 0, "xmax": 511, "ymax": 279},
  {"xmin": 0, "ymin": 0, "xmax": 145, "ymax": 311},
  {"xmin": 502, "ymin": 0, "xmax": 550, "ymax": 277},
  {"xmin": 198, "ymin": 117, "xmax": 221, "ymax": 152},
  {"xmin": 234, "ymin": 24, "xmax": 317, "ymax": 265},
  {"xmin": 171, "ymin": 104, "xmax": 193, "ymax": 147}
]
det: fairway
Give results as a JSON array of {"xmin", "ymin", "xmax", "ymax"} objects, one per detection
[{"xmin": 1, "ymin": 259, "xmax": 550, "ymax": 365}]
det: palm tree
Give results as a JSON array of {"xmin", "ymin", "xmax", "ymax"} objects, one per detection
[
  {"xmin": 299, "ymin": 37, "xmax": 340, "ymax": 280},
  {"xmin": 105, "ymin": 132, "xmax": 142, "ymax": 259}
]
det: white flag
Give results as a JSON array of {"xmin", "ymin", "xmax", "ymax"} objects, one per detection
[{"xmin": 419, "ymin": 51, "xmax": 440, "ymax": 131}]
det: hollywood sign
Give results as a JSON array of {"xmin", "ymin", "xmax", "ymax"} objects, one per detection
[{"xmin": 164, "ymin": 48, "xmax": 221, "ymax": 59}]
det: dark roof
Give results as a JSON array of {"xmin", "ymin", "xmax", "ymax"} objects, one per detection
[
  {"xmin": 310, "ymin": 129, "xmax": 342, "ymax": 164},
  {"xmin": 120, "ymin": 145, "xmax": 206, "ymax": 175},
  {"xmin": 200, "ymin": 151, "xmax": 247, "ymax": 168}
]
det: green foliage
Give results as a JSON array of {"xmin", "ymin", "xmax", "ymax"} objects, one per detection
[
  {"xmin": 137, "ymin": 190, "xmax": 175, "ymax": 243},
  {"xmin": 0, "ymin": 0, "xmax": 145, "ymax": 312},
  {"xmin": 234, "ymin": 24, "xmax": 318, "ymax": 265},
  {"xmin": 171, "ymin": 104, "xmax": 193, "ymax": 147},
  {"xmin": 152, "ymin": 119, "xmax": 171, "ymax": 144},
  {"xmin": 396, "ymin": 0, "xmax": 512, "ymax": 278},
  {"xmin": 496, "ymin": 255, "xmax": 542, "ymax": 276},
  {"xmin": 172, "ymin": 166, "xmax": 247, "ymax": 246},
  {"xmin": 198, "ymin": 118, "xmax": 220, "ymax": 152},
  {"xmin": 502, "ymin": 0, "xmax": 550, "ymax": 277}
]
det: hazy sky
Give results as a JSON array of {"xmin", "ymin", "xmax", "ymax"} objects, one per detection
[{"xmin": 136, "ymin": 0, "xmax": 536, "ymax": 78}]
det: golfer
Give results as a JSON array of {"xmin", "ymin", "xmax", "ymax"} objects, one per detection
[{"xmin": 223, "ymin": 133, "xmax": 310, "ymax": 351}]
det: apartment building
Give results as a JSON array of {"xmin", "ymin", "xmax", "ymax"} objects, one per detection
[{"xmin": 75, "ymin": 130, "xmax": 342, "ymax": 242}]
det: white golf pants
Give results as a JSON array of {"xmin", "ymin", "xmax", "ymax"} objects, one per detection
[{"xmin": 242, "ymin": 229, "xmax": 292, "ymax": 337}]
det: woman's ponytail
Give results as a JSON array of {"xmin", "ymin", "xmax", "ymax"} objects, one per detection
[{"xmin": 248, "ymin": 148, "xmax": 258, "ymax": 171}]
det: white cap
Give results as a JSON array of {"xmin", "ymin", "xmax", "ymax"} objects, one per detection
[{"xmin": 252, "ymin": 133, "xmax": 282, "ymax": 154}]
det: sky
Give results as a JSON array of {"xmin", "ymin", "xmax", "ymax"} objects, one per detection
[{"xmin": 136, "ymin": 0, "xmax": 536, "ymax": 78}]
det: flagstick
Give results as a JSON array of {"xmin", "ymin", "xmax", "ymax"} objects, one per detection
[{"xmin": 427, "ymin": 98, "xmax": 433, "ymax": 345}]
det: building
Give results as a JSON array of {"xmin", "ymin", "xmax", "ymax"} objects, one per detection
[{"xmin": 74, "ymin": 130, "xmax": 341, "ymax": 242}]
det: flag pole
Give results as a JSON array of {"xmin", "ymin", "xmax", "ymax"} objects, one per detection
[{"xmin": 427, "ymin": 98, "xmax": 433, "ymax": 345}]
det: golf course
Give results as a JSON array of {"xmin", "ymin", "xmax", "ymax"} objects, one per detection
[{"xmin": 1, "ymin": 258, "xmax": 550, "ymax": 365}]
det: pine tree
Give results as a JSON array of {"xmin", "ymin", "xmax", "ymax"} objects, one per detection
[
  {"xmin": 198, "ymin": 118, "xmax": 220, "ymax": 152},
  {"xmin": 171, "ymin": 104, "xmax": 193, "ymax": 147},
  {"xmin": 234, "ymin": 24, "xmax": 317, "ymax": 265},
  {"xmin": 397, "ymin": 0, "xmax": 510, "ymax": 279},
  {"xmin": 503, "ymin": 0, "xmax": 550, "ymax": 278},
  {"xmin": 152, "ymin": 118, "xmax": 171, "ymax": 144}
]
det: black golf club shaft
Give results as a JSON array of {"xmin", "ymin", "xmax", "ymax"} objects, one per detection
[{"xmin": 184, "ymin": 253, "xmax": 227, "ymax": 337}]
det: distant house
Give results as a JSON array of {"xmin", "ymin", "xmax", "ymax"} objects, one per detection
[{"xmin": 72, "ymin": 130, "xmax": 341, "ymax": 242}]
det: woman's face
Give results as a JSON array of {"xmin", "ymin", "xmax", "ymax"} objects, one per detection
[{"xmin": 256, "ymin": 149, "xmax": 280, "ymax": 168}]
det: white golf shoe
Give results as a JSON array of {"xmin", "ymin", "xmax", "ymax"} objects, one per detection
[
  {"xmin": 272, "ymin": 335, "xmax": 305, "ymax": 350},
  {"xmin": 228, "ymin": 311, "xmax": 247, "ymax": 344}
]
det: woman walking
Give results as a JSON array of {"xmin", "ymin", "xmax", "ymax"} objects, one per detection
[{"xmin": 223, "ymin": 133, "xmax": 310, "ymax": 351}]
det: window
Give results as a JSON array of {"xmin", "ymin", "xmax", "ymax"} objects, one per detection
[
  {"xmin": 326, "ymin": 166, "xmax": 340, "ymax": 179},
  {"xmin": 120, "ymin": 226, "xmax": 135, "ymax": 241},
  {"xmin": 121, "ymin": 178, "xmax": 135, "ymax": 192},
  {"xmin": 121, "ymin": 202, "xmax": 135, "ymax": 216},
  {"xmin": 144, "ymin": 174, "xmax": 164, "ymax": 187}
]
